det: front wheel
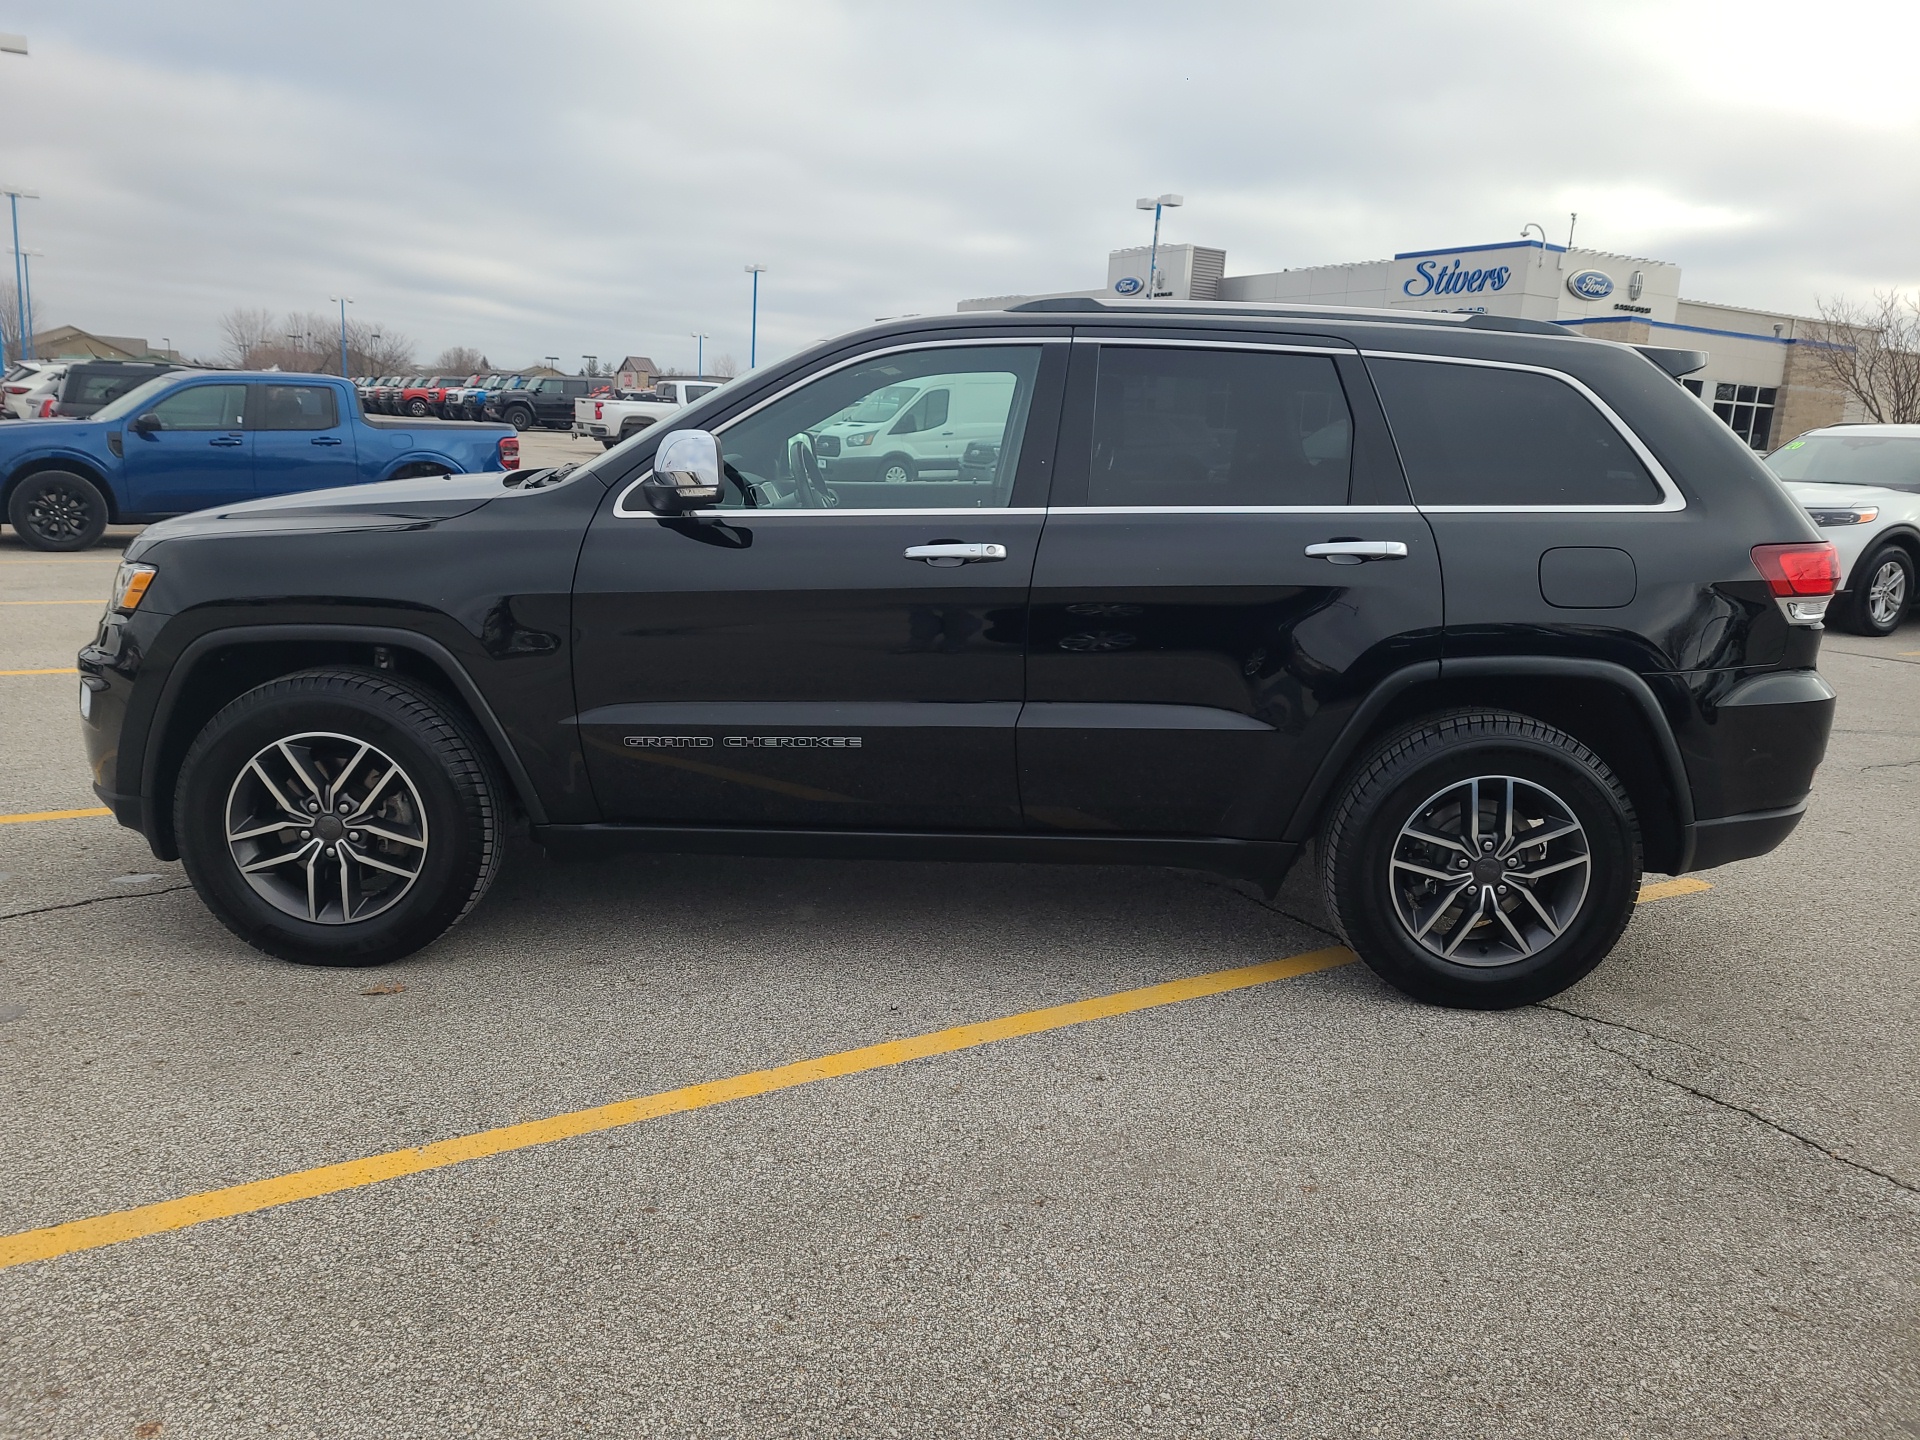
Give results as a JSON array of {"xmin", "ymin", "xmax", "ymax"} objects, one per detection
[
  {"xmin": 1320, "ymin": 710, "xmax": 1641, "ymax": 1009},
  {"xmin": 7, "ymin": 469, "xmax": 109, "ymax": 551},
  {"xmin": 506, "ymin": 406, "xmax": 535, "ymax": 432},
  {"xmin": 174, "ymin": 669, "xmax": 507, "ymax": 966},
  {"xmin": 877, "ymin": 454, "xmax": 917, "ymax": 485},
  {"xmin": 1833, "ymin": 543, "xmax": 1913, "ymax": 636}
]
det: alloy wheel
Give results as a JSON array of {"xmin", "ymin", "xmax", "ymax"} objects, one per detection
[
  {"xmin": 224, "ymin": 731, "xmax": 429, "ymax": 925},
  {"xmin": 1867, "ymin": 558, "xmax": 1908, "ymax": 628},
  {"xmin": 1388, "ymin": 774, "xmax": 1591, "ymax": 967},
  {"xmin": 25, "ymin": 481, "xmax": 93, "ymax": 543}
]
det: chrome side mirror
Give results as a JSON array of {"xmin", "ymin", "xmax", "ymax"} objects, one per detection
[{"xmin": 641, "ymin": 429, "xmax": 724, "ymax": 512}]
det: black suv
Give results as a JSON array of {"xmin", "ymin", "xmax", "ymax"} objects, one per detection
[
  {"xmin": 77, "ymin": 301, "xmax": 1838, "ymax": 1007},
  {"xmin": 55, "ymin": 360, "xmax": 176, "ymax": 419},
  {"xmin": 487, "ymin": 374, "xmax": 592, "ymax": 431}
]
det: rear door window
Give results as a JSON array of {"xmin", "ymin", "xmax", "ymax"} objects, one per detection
[
  {"xmin": 1086, "ymin": 346, "xmax": 1352, "ymax": 506},
  {"xmin": 256, "ymin": 384, "xmax": 339, "ymax": 430},
  {"xmin": 1368, "ymin": 358, "xmax": 1662, "ymax": 506}
]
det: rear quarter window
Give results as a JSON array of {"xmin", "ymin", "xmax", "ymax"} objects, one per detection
[{"xmin": 1368, "ymin": 357, "xmax": 1662, "ymax": 506}]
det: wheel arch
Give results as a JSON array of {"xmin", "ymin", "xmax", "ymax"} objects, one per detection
[
  {"xmin": 1285, "ymin": 658, "xmax": 1696, "ymax": 875},
  {"xmin": 3, "ymin": 455, "xmax": 122, "ymax": 523},
  {"xmin": 139, "ymin": 624, "xmax": 548, "ymax": 859},
  {"xmin": 1845, "ymin": 525, "xmax": 1920, "ymax": 590}
]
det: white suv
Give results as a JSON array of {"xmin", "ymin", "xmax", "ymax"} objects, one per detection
[
  {"xmin": 2, "ymin": 361, "xmax": 67, "ymax": 419},
  {"xmin": 1767, "ymin": 424, "xmax": 1920, "ymax": 635}
]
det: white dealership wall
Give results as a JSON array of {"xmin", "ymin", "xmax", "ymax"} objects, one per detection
[{"xmin": 960, "ymin": 239, "xmax": 1854, "ymax": 446}]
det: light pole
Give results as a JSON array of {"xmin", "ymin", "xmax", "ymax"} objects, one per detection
[
  {"xmin": 1520, "ymin": 222, "xmax": 1548, "ymax": 267},
  {"xmin": 2, "ymin": 187, "xmax": 40, "ymax": 359},
  {"xmin": 691, "ymin": 332, "xmax": 709, "ymax": 377},
  {"xmin": 1133, "ymin": 193, "xmax": 1182, "ymax": 298},
  {"xmin": 745, "ymin": 264, "xmax": 766, "ymax": 369},
  {"xmin": 582, "ymin": 354, "xmax": 597, "ymax": 377},
  {"xmin": 11, "ymin": 249, "xmax": 41, "ymax": 355},
  {"xmin": 0, "ymin": 35, "xmax": 25, "ymax": 367},
  {"xmin": 329, "ymin": 295, "xmax": 353, "ymax": 378}
]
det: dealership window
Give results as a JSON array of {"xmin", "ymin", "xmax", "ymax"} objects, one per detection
[
  {"xmin": 1682, "ymin": 378, "xmax": 1704, "ymax": 397},
  {"xmin": 1368, "ymin": 358, "xmax": 1661, "ymax": 506},
  {"xmin": 1712, "ymin": 383, "xmax": 1776, "ymax": 450}
]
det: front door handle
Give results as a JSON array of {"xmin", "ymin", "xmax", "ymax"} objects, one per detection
[
  {"xmin": 209, "ymin": 435, "xmax": 245, "ymax": 447},
  {"xmin": 310, "ymin": 435, "xmax": 343, "ymax": 446},
  {"xmin": 905, "ymin": 542, "xmax": 1007, "ymax": 567},
  {"xmin": 1305, "ymin": 540, "xmax": 1409, "ymax": 565}
]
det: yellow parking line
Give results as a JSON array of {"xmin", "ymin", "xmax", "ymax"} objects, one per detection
[
  {"xmin": 1637, "ymin": 876, "xmax": 1712, "ymax": 903},
  {"xmin": 0, "ymin": 667, "xmax": 79, "ymax": 676},
  {"xmin": 0, "ymin": 807, "xmax": 111, "ymax": 825},
  {"xmin": 0, "ymin": 947, "xmax": 1356, "ymax": 1271}
]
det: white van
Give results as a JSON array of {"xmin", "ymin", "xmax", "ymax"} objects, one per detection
[{"xmin": 812, "ymin": 371, "xmax": 1016, "ymax": 484}]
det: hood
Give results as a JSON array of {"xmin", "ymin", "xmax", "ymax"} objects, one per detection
[
  {"xmin": 1782, "ymin": 481, "xmax": 1917, "ymax": 508},
  {"xmin": 127, "ymin": 471, "xmax": 509, "ymax": 557}
]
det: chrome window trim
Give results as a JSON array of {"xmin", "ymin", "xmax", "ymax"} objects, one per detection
[
  {"xmin": 1045, "ymin": 505, "xmax": 1419, "ymax": 516},
  {"xmin": 1359, "ymin": 349, "xmax": 1687, "ymax": 513},
  {"xmin": 613, "ymin": 336, "xmax": 1067, "ymax": 519},
  {"xmin": 1069, "ymin": 335, "xmax": 1353, "ymax": 356}
]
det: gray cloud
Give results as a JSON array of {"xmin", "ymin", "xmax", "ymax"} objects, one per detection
[{"xmin": 4, "ymin": 0, "xmax": 1916, "ymax": 368}]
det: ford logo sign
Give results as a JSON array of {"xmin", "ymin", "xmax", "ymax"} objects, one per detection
[
  {"xmin": 1113, "ymin": 275, "xmax": 1144, "ymax": 296},
  {"xmin": 1567, "ymin": 269, "xmax": 1615, "ymax": 300}
]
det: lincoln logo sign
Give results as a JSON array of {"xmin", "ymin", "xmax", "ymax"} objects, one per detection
[
  {"xmin": 1566, "ymin": 269, "xmax": 1616, "ymax": 300},
  {"xmin": 1402, "ymin": 258, "xmax": 1512, "ymax": 298}
]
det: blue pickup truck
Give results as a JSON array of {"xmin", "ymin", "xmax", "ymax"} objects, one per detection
[{"xmin": 1, "ymin": 370, "xmax": 519, "ymax": 550}]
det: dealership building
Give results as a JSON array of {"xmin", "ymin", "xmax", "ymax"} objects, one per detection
[{"xmin": 961, "ymin": 237, "xmax": 1857, "ymax": 450}]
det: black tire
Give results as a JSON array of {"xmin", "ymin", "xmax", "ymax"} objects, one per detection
[
  {"xmin": 174, "ymin": 669, "xmax": 507, "ymax": 966},
  {"xmin": 7, "ymin": 469, "xmax": 110, "ymax": 551},
  {"xmin": 406, "ymin": 398, "xmax": 431, "ymax": 417},
  {"xmin": 877, "ymin": 453, "xmax": 916, "ymax": 485},
  {"xmin": 1832, "ymin": 543, "xmax": 1913, "ymax": 637},
  {"xmin": 506, "ymin": 406, "xmax": 535, "ymax": 432},
  {"xmin": 1320, "ymin": 710, "xmax": 1641, "ymax": 1009}
]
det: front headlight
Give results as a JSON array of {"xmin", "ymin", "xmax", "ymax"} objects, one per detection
[
  {"xmin": 1806, "ymin": 507, "xmax": 1879, "ymax": 527},
  {"xmin": 111, "ymin": 561, "xmax": 156, "ymax": 613},
  {"xmin": 846, "ymin": 430, "xmax": 876, "ymax": 447}
]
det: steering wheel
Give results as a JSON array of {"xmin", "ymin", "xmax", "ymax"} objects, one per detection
[{"xmin": 786, "ymin": 432, "xmax": 838, "ymax": 508}]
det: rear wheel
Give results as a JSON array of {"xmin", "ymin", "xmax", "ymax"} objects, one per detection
[
  {"xmin": 1833, "ymin": 543, "xmax": 1913, "ymax": 636},
  {"xmin": 1321, "ymin": 710, "xmax": 1641, "ymax": 1008},
  {"xmin": 7, "ymin": 469, "xmax": 109, "ymax": 551},
  {"xmin": 174, "ymin": 669, "xmax": 506, "ymax": 966}
]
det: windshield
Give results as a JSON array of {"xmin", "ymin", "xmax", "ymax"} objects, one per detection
[
  {"xmin": 1767, "ymin": 433, "xmax": 1920, "ymax": 487},
  {"xmin": 95, "ymin": 374, "xmax": 187, "ymax": 423},
  {"xmin": 840, "ymin": 384, "xmax": 919, "ymax": 425}
]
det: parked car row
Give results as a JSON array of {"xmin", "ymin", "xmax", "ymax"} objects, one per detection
[{"xmin": 354, "ymin": 372, "xmax": 617, "ymax": 430}]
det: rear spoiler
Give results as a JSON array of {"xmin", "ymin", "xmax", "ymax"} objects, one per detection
[{"xmin": 1633, "ymin": 344, "xmax": 1708, "ymax": 380}]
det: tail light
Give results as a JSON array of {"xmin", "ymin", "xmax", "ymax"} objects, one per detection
[
  {"xmin": 3, "ymin": 383, "xmax": 26, "ymax": 394},
  {"xmin": 594, "ymin": 401, "xmax": 603, "ymax": 420},
  {"xmin": 498, "ymin": 435, "xmax": 519, "ymax": 470},
  {"xmin": 1751, "ymin": 541, "xmax": 1840, "ymax": 626},
  {"xmin": 38, "ymin": 397, "xmax": 55, "ymax": 417}
]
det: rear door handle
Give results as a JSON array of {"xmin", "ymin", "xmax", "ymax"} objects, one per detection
[
  {"xmin": 310, "ymin": 436, "xmax": 343, "ymax": 446},
  {"xmin": 905, "ymin": 542, "xmax": 1007, "ymax": 566},
  {"xmin": 1305, "ymin": 540, "xmax": 1409, "ymax": 565},
  {"xmin": 209, "ymin": 435, "xmax": 245, "ymax": 447}
]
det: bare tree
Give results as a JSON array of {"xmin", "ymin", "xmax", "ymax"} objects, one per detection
[
  {"xmin": 0, "ymin": 281, "xmax": 19, "ymax": 363},
  {"xmin": 711, "ymin": 353, "xmax": 738, "ymax": 379},
  {"xmin": 432, "ymin": 345, "xmax": 484, "ymax": 375},
  {"xmin": 219, "ymin": 307, "xmax": 277, "ymax": 368},
  {"xmin": 216, "ymin": 307, "xmax": 413, "ymax": 375},
  {"xmin": 1803, "ymin": 290, "xmax": 1920, "ymax": 424}
]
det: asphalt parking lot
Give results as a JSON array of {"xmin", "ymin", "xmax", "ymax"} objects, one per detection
[{"xmin": 1, "ymin": 462, "xmax": 1916, "ymax": 1439}]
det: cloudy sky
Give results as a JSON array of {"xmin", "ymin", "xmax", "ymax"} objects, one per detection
[{"xmin": 4, "ymin": 0, "xmax": 1917, "ymax": 372}]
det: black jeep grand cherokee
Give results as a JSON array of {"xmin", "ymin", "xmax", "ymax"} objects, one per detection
[{"xmin": 78, "ymin": 300, "xmax": 1839, "ymax": 1008}]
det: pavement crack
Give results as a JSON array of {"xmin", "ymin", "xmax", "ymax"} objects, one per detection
[
  {"xmin": 1861, "ymin": 757, "xmax": 1920, "ymax": 771},
  {"xmin": 1176, "ymin": 868, "xmax": 1344, "ymax": 941},
  {"xmin": 0, "ymin": 884, "xmax": 191, "ymax": 922},
  {"xmin": 1538, "ymin": 1000, "xmax": 1918, "ymax": 1196}
]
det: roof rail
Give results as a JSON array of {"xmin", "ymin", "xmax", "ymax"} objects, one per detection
[{"xmin": 1004, "ymin": 295, "xmax": 1567, "ymax": 336}]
